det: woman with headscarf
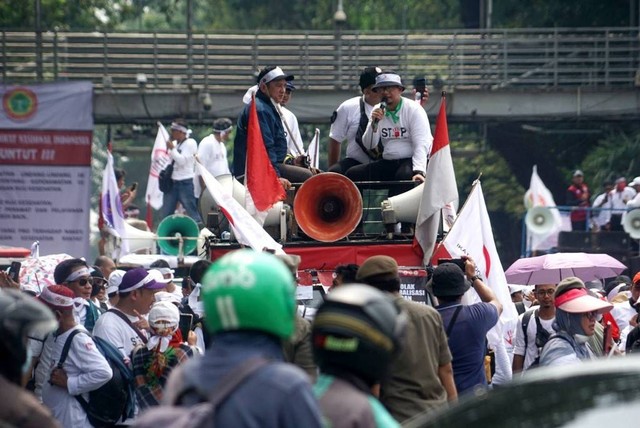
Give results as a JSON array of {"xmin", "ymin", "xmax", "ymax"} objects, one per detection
[
  {"xmin": 132, "ymin": 301, "xmax": 195, "ymax": 409},
  {"xmin": 539, "ymin": 277, "xmax": 613, "ymax": 366}
]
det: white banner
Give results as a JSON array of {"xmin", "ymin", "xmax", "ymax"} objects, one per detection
[{"xmin": 0, "ymin": 82, "xmax": 93, "ymax": 256}]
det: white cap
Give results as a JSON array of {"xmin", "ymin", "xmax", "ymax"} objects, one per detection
[
  {"xmin": 154, "ymin": 291, "xmax": 182, "ymax": 305},
  {"xmin": 630, "ymin": 176, "xmax": 640, "ymax": 187},
  {"xmin": 107, "ymin": 269, "xmax": 126, "ymax": 295},
  {"xmin": 148, "ymin": 269, "xmax": 172, "ymax": 284}
]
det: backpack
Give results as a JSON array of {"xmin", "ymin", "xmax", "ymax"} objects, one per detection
[
  {"xmin": 521, "ymin": 309, "xmax": 551, "ymax": 369},
  {"xmin": 59, "ymin": 329, "xmax": 136, "ymax": 427},
  {"xmin": 134, "ymin": 357, "xmax": 269, "ymax": 428},
  {"xmin": 158, "ymin": 161, "xmax": 175, "ymax": 193}
]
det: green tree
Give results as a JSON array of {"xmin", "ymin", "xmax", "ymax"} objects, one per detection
[{"xmin": 580, "ymin": 131, "xmax": 640, "ymax": 191}]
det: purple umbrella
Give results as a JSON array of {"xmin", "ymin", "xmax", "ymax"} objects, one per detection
[{"xmin": 505, "ymin": 252, "xmax": 627, "ymax": 285}]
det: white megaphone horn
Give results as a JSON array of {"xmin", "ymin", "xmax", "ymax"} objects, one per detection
[
  {"xmin": 381, "ymin": 183, "xmax": 424, "ymax": 225},
  {"xmin": 525, "ymin": 206, "xmax": 555, "ymax": 236},
  {"xmin": 623, "ymin": 209, "xmax": 640, "ymax": 239}
]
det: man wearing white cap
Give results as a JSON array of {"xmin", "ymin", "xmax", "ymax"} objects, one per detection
[
  {"xmin": 233, "ymin": 66, "xmax": 313, "ymax": 189},
  {"xmin": 93, "ymin": 268, "xmax": 166, "ymax": 362},
  {"xmin": 346, "ymin": 71, "xmax": 433, "ymax": 186},
  {"xmin": 35, "ymin": 285, "xmax": 112, "ymax": 428},
  {"xmin": 162, "ymin": 118, "xmax": 203, "ymax": 224},
  {"xmin": 539, "ymin": 277, "xmax": 612, "ymax": 366}
]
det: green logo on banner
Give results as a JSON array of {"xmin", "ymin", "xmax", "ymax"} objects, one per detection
[{"xmin": 3, "ymin": 87, "xmax": 38, "ymax": 120}]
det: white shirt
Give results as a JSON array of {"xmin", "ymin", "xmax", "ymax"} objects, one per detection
[
  {"xmin": 513, "ymin": 309, "xmax": 555, "ymax": 372},
  {"xmin": 610, "ymin": 300, "xmax": 637, "ymax": 346},
  {"xmin": 195, "ymin": 134, "xmax": 231, "ymax": 196},
  {"xmin": 280, "ymin": 106, "xmax": 304, "ymax": 156},
  {"xmin": 627, "ymin": 191, "xmax": 640, "ymax": 209},
  {"xmin": 607, "ymin": 187, "xmax": 637, "ymax": 213},
  {"xmin": 93, "ymin": 309, "xmax": 148, "ymax": 362},
  {"xmin": 36, "ymin": 325, "xmax": 112, "ymax": 428},
  {"xmin": 362, "ymin": 97, "xmax": 433, "ymax": 173},
  {"xmin": 592, "ymin": 192, "xmax": 611, "ymax": 227},
  {"xmin": 329, "ymin": 95, "xmax": 376, "ymax": 165},
  {"xmin": 169, "ymin": 138, "xmax": 198, "ymax": 181}
]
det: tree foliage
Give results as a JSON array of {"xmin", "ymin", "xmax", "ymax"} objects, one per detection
[{"xmin": 580, "ymin": 132, "xmax": 640, "ymax": 192}]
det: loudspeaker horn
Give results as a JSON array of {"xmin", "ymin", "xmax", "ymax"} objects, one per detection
[
  {"xmin": 623, "ymin": 209, "xmax": 640, "ymax": 239},
  {"xmin": 380, "ymin": 183, "xmax": 424, "ymax": 224},
  {"xmin": 198, "ymin": 174, "xmax": 284, "ymax": 227},
  {"xmin": 156, "ymin": 214, "xmax": 200, "ymax": 256},
  {"xmin": 525, "ymin": 206, "xmax": 555, "ymax": 236},
  {"xmin": 293, "ymin": 172, "xmax": 362, "ymax": 242}
]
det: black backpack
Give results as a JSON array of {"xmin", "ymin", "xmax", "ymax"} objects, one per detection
[
  {"xmin": 521, "ymin": 309, "xmax": 551, "ymax": 369},
  {"xmin": 59, "ymin": 329, "xmax": 136, "ymax": 427}
]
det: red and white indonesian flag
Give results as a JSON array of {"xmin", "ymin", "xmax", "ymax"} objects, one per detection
[
  {"xmin": 432, "ymin": 181, "xmax": 518, "ymax": 383},
  {"xmin": 414, "ymin": 96, "xmax": 458, "ymax": 264},
  {"xmin": 101, "ymin": 151, "xmax": 129, "ymax": 257},
  {"xmin": 525, "ymin": 165, "xmax": 563, "ymax": 251},
  {"xmin": 306, "ymin": 128, "xmax": 320, "ymax": 169},
  {"xmin": 145, "ymin": 123, "xmax": 171, "ymax": 211},
  {"xmin": 195, "ymin": 160, "xmax": 283, "ymax": 253},
  {"xmin": 245, "ymin": 94, "xmax": 286, "ymax": 223}
]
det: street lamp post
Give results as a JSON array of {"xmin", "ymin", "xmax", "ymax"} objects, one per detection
[{"xmin": 334, "ymin": 0, "xmax": 347, "ymax": 89}]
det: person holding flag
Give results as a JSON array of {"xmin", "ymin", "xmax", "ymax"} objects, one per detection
[
  {"xmin": 162, "ymin": 119, "xmax": 203, "ymax": 224},
  {"xmin": 233, "ymin": 66, "xmax": 313, "ymax": 189}
]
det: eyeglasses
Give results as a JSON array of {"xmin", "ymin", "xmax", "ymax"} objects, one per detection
[
  {"xmin": 536, "ymin": 289, "xmax": 555, "ymax": 296},
  {"xmin": 68, "ymin": 277, "xmax": 93, "ymax": 286},
  {"xmin": 583, "ymin": 311, "xmax": 598, "ymax": 321},
  {"xmin": 374, "ymin": 86, "xmax": 400, "ymax": 93}
]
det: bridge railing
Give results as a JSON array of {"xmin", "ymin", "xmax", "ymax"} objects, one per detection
[{"xmin": 1, "ymin": 27, "xmax": 638, "ymax": 91}]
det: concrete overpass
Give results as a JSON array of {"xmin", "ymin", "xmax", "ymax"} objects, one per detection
[{"xmin": 2, "ymin": 27, "xmax": 639, "ymax": 124}]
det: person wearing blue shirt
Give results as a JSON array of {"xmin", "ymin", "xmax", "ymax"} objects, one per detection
[{"xmin": 431, "ymin": 258, "xmax": 502, "ymax": 395}]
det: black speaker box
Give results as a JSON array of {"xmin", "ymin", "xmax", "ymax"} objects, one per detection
[
  {"xmin": 557, "ymin": 231, "xmax": 592, "ymax": 252},
  {"xmin": 592, "ymin": 232, "xmax": 630, "ymax": 253}
]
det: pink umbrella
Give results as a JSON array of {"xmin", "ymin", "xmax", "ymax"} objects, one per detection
[{"xmin": 505, "ymin": 252, "xmax": 627, "ymax": 285}]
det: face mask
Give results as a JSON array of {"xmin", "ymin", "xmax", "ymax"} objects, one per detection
[{"xmin": 21, "ymin": 346, "xmax": 33, "ymax": 375}]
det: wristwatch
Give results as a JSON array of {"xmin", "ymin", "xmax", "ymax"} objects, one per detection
[
  {"xmin": 470, "ymin": 275, "xmax": 482, "ymax": 283},
  {"xmin": 413, "ymin": 170, "xmax": 425, "ymax": 178}
]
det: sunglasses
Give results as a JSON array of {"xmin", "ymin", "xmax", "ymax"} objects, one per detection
[
  {"xmin": 583, "ymin": 311, "xmax": 598, "ymax": 321},
  {"xmin": 68, "ymin": 277, "xmax": 93, "ymax": 286}
]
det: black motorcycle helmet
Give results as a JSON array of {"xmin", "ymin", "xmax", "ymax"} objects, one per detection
[
  {"xmin": 0, "ymin": 289, "xmax": 57, "ymax": 384},
  {"xmin": 312, "ymin": 283, "xmax": 406, "ymax": 385}
]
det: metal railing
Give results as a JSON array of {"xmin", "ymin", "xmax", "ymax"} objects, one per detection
[
  {"xmin": 521, "ymin": 206, "xmax": 639, "ymax": 257},
  {"xmin": 2, "ymin": 27, "xmax": 639, "ymax": 91}
]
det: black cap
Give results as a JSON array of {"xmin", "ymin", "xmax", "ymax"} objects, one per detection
[
  {"xmin": 428, "ymin": 263, "xmax": 471, "ymax": 298},
  {"xmin": 359, "ymin": 66, "xmax": 382, "ymax": 91}
]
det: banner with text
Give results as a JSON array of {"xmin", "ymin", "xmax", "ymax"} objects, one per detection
[{"xmin": 0, "ymin": 82, "xmax": 93, "ymax": 256}]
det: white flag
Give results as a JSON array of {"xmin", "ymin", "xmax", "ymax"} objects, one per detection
[
  {"xmin": 195, "ymin": 160, "xmax": 283, "ymax": 254},
  {"xmin": 145, "ymin": 123, "xmax": 171, "ymax": 210},
  {"xmin": 306, "ymin": 128, "xmax": 320, "ymax": 169},
  {"xmin": 432, "ymin": 181, "xmax": 518, "ymax": 384},
  {"xmin": 101, "ymin": 151, "xmax": 129, "ymax": 257},
  {"xmin": 525, "ymin": 165, "xmax": 563, "ymax": 251}
]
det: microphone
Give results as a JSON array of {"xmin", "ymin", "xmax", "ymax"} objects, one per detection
[{"xmin": 372, "ymin": 98, "xmax": 387, "ymax": 131}]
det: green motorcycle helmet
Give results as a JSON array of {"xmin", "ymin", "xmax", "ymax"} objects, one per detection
[{"xmin": 201, "ymin": 249, "xmax": 297, "ymax": 339}]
